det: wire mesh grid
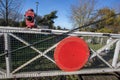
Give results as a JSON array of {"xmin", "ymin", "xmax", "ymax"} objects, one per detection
[
  {"xmin": 9, "ymin": 32, "xmax": 115, "ymax": 72},
  {"xmin": 0, "ymin": 31, "xmax": 120, "ymax": 77},
  {"xmin": 9, "ymin": 33, "xmax": 67, "ymax": 73},
  {"xmin": 84, "ymin": 36, "xmax": 116, "ymax": 68},
  {"xmin": 0, "ymin": 34, "xmax": 5, "ymax": 70}
]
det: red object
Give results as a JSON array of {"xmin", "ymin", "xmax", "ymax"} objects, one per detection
[
  {"xmin": 54, "ymin": 36, "xmax": 89, "ymax": 71},
  {"xmin": 25, "ymin": 9, "xmax": 35, "ymax": 28}
]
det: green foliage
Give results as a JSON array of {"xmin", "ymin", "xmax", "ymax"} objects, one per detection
[
  {"xmin": 19, "ymin": 20, "xmax": 26, "ymax": 27},
  {"xmin": 96, "ymin": 8, "xmax": 115, "ymax": 29},
  {"xmin": 71, "ymin": 5, "xmax": 120, "ymax": 33},
  {"xmin": 0, "ymin": 18, "xmax": 20, "ymax": 27},
  {"xmin": 97, "ymin": 27, "xmax": 113, "ymax": 33},
  {"xmin": 93, "ymin": 8, "xmax": 120, "ymax": 33},
  {"xmin": 114, "ymin": 15, "xmax": 120, "ymax": 26},
  {"xmin": 38, "ymin": 11, "xmax": 58, "ymax": 29},
  {"xmin": 56, "ymin": 26, "xmax": 62, "ymax": 30},
  {"xmin": 0, "ymin": 10, "xmax": 58, "ymax": 28},
  {"xmin": 0, "ymin": 19, "xmax": 6, "ymax": 26}
]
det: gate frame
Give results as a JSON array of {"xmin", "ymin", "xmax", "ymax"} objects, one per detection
[{"xmin": 0, "ymin": 27, "xmax": 120, "ymax": 79}]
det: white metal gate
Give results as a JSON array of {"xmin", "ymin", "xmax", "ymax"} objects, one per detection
[{"xmin": 0, "ymin": 27, "xmax": 120, "ymax": 79}]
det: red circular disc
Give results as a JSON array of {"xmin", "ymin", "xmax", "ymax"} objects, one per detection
[{"xmin": 54, "ymin": 36, "xmax": 89, "ymax": 71}]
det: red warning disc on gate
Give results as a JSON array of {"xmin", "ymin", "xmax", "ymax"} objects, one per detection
[{"xmin": 54, "ymin": 36, "xmax": 89, "ymax": 71}]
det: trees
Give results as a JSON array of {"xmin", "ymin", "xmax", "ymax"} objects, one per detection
[
  {"xmin": 19, "ymin": 20, "xmax": 26, "ymax": 27},
  {"xmin": 95, "ymin": 8, "xmax": 115, "ymax": 29},
  {"xmin": 0, "ymin": 0, "xmax": 23, "ymax": 26},
  {"xmin": 38, "ymin": 11, "xmax": 58, "ymax": 29},
  {"xmin": 70, "ymin": 0, "xmax": 96, "ymax": 29},
  {"xmin": 70, "ymin": 0, "xmax": 120, "ymax": 33},
  {"xmin": 95, "ymin": 8, "xmax": 120, "ymax": 33}
]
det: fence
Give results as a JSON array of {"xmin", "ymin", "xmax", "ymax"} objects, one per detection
[{"xmin": 0, "ymin": 27, "xmax": 120, "ymax": 79}]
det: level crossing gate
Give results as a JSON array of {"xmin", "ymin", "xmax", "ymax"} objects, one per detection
[{"xmin": 0, "ymin": 27, "xmax": 120, "ymax": 79}]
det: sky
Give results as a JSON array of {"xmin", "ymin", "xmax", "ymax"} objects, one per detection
[{"xmin": 23, "ymin": 0, "xmax": 120, "ymax": 29}]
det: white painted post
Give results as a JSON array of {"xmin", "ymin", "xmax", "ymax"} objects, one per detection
[
  {"xmin": 105, "ymin": 37, "xmax": 113, "ymax": 53},
  {"xmin": 112, "ymin": 40, "xmax": 120, "ymax": 68},
  {"xmin": 4, "ymin": 33, "xmax": 11, "ymax": 76},
  {"xmin": 100, "ymin": 38, "xmax": 103, "ymax": 45}
]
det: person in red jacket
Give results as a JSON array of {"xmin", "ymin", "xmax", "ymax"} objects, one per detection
[{"xmin": 25, "ymin": 9, "xmax": 36, "ymax": 28}]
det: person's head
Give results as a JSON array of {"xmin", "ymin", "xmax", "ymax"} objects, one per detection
[{"xmin": 28, "ymin": 9, "xmax": 34, "ymax": 12}]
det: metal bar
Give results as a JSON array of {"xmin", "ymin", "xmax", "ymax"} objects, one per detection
[
  {"xmin": 43, "ymin": 43, "xmax": 58, "ymax": 55},
  {"xmin": 90, "ymin": 49, "xmax": 113, "ymax": 68},
  {"xmin": 0, "ymin": 27, "xmax": 43, "ymax": 34},
  {"xmin": 44, "ymin": 55, "xmax": 55, "ymax": 63},
  {"xmin": 42, "ymin": 43, "xmax": 59, "ymax": 63},
  {"xmin": 10, "ymin": 33, "xmax": 56, "ymax": 64},
  {"xmin": 4, "ymin": 33, "xmax": 11, "ymax": 76},
  {"xmin": 2, "ymin": 68, "xmax": 120, "ymax": 79},
  {"xmin": 90, "ymin": 39, "xmax": 118, "ymax": 59},
  {"xmin": 96, "ymin": 40, "xmax": 118, "ymax": 53},
  {"xmin": 0, "ymin": 27, "xmax": 120, "ymax": 38},
  {"xmin": 0, "ymin": 33, "xmax": 3, "ymax": 37},
  {"xmin": 0, "ymin": 68, "xmax": 6, "ymax": 74},
  {"xmin": 112, "ymin": 40, "xmax": 120, "ymax": 68},
  {"xmin": 117, "ymin": 62, "xmax": 120, "ymax": 68},
  {"xmin": 97, "ymin": 54, "xmax": 113, "ymax": 68},
  {"xmin": 12, "ymin": 54, "xmax": 42, "ymax": 74},
  {"xmin": 9, "ymin": 33, "xmax": 43, "ymax": 55},
  {"xmin": 0, "ymin": 53, "xmax": 7, "ymax": 57},
  {"xmin": 12, "ymin": 43, "xmax": 58, "ymax": 74}
]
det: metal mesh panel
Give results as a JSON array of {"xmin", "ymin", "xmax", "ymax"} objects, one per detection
[
  {"xmin": 85, "ymin": 36, "xmax": 107, "ymax": 50},
  {"xmin": 80, "ymin": 36, "xmax": 107, "ymax": 68},
  {"xmin": 9, "ymin": 33, "xmax": 67, "ymax": 73},
  {"xmin": 19, "ymin": 57, "xmax": 59, "ymax": 72},
  {"xmin": 0, "ymin": 34, "xmax": 5, "ymax": 69},
  {"xmin": 0, "ymin": 27, "xmax": 120, "ymax": 79},
  {"xmin": 10, "ymin": 33, "xmax": 38, "ymax": 69},
  {"xmin": 1, "ymin": 32, "xmax": 119, "ymax": 72}
]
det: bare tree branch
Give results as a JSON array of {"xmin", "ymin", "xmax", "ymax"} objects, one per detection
[
  {"xmin": 70, "ymin": 0, "xmax": 97, "ymax": 28},
  {"xmin": 0, "ymin": 0, "xmax": 23, "ymax": 26}
]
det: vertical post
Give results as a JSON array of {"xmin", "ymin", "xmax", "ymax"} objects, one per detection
[
  {"xmin": 100, "ymin": 38, "xmax": 103, "ymax": 45},
  {"xmin": 4, "ymin": 33, "xmax": 11, "ymax": 76},
  {"xmin": 35, "ymin": 2, "xmax": 39, "ymax": 26},
  {"xmin": 105, "ymin": 37, "xmax": 113, "ymax": 53},
  {"xmin": 36, "ymin": 2, "xmax": 39, "ymax": 16},
  {"xmin": 112, "ymin": 40, "xmax": 120, "ymax": 68},
  {"xmin": 5, "ymin": 0, "xmax": 8, "ymax": 26}
]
